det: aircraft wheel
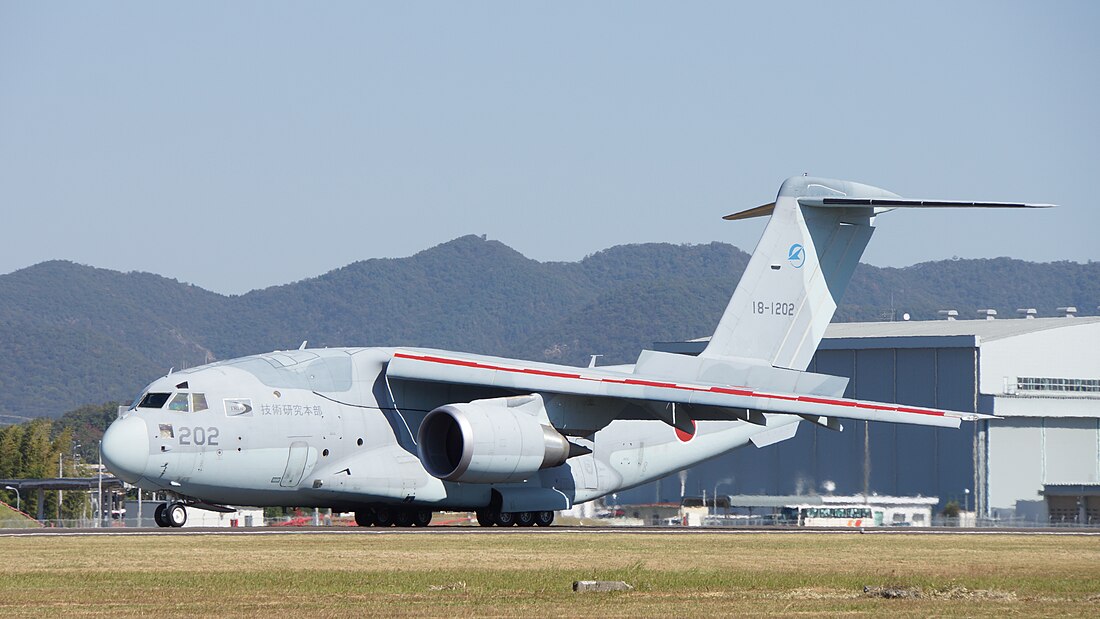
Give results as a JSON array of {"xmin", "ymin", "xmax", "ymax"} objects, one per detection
[
  {"xmin": 492, "ymin": 510, "xmax": 516, "ymax": 527},
  {"xmin": 516, "ymin": 511, "xmax": 536, "ymax": 527},
  {"xmin": 354, "ymin": 510, "xmax": 376, "ymax": 527},
  {"xmin": 395, "ymin": 509, "xmax": 414, "ymax": 527},
  {"xmin": 475, "ymin": 510, "xmax": 493, "ymax": 527},
  {"xmin": 374, "ymin": 507, "xmax": 394, "ymax": 527},
  {"xmin": 412, "ymin": 509, "xmax": 433, "ymax": 527},
  {"xmin": 153, "ymin": 503, "xmax": 170, "ymax": 528},
  {"xmin": 535, "ymin": 511, "xmax": 555, "ymax": 527},
  {"xmin": 166, "ymin": 502, "xmax": 187, "ymax": 528}
]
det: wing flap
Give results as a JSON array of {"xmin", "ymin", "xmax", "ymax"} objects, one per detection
[{"xmin": 389, "ymin": 350, "xmax": 981, "ymax": 429}]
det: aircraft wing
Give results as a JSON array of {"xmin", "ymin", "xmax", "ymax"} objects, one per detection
[{"xmin": 387, "ymin": 349, "xmax": 986, "ymax": 429}]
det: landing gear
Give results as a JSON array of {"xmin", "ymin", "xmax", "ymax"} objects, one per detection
[
  {"xmin": 475, "ymin": 509, "xmax": 554, "ymax": 527},
  {"xmin": 411, "ymin": 509, "xmax": 433, "ymax": 527},
  {"xmin": 152, "ymin": 502, "xmax": 187, "ymax": 528},
  {"xmin": 394, "ymin": 509, "xmax": 414, "ymax": 527},
  {"xmin": 374, "ymin": 507, "xmax": 394, "ymax": 527},
  {"xmin": 354, "ymin": 510, "xmax": 376, "ymax": 527},
  {"xmin": 491, "ymin": 510, "xmax": 516, "ymax": 527},
  {"xmin": 165, "ymin": 502, "xmax": 187, "ymax": 527},
  {"xmin": 153, "ymin": 503, "xmax": 169, "ymax": 527},
  {"xmin": 355, "ymin": 507, "xmax": 434, "ymax": 527}
]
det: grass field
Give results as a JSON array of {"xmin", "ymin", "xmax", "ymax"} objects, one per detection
[
  {"xmin": 0, "ymin": 502, "xmax": 39, "ymax": 528},
  {"xmin": 1, "ymin": 531, "xmax": 1098, "ymax": 617}
]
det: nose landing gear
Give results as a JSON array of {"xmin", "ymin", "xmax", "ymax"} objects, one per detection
[{"xmin": 153, "ymin": 502, "xmax": 188, "ymax": 528}]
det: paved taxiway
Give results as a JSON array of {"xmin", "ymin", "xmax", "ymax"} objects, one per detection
[{"xmin": 4, "ymin": 526, "xmax": 1099, "ymax": 538}]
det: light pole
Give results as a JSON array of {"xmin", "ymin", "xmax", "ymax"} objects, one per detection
[
  {"xmin": 964, "ymin": 488, "xmax": 970, "ymax": 513},
  {"xmin": 97, "ymin": 440, "xmax": 103, "ymax": 528},
  {"xmin": 4, "ymin": 486, "xmax": 20, "ymax": 513},
  {"xmin": 713, "ymin": 480, "xmax": 731, "ymax": 512}
]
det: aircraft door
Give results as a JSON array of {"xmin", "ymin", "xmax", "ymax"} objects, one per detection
[{"xmin": 280, "ymin": 441, "xmax": 310, "ymax": 488}]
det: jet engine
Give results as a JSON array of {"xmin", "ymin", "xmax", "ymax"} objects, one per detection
[{"xmin": 417, "ymin": 401, "xmax": 573, "ymax": 484}]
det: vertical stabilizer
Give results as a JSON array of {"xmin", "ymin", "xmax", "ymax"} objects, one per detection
[{"xmin": 701, "ymin": 176, "xmax": 891, "ymax": 370}]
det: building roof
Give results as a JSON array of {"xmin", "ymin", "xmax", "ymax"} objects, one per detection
[
  {"xmin": 822, "ymin": 316, "xmax": 1100, "ymax": 342},
  {"xmin": 663, "ymin": 316, "xmax": 1100, "ymax": 353}
]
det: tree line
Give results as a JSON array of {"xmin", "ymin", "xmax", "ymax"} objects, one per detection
[{"xmin": 0, "ymin": 403, "xmax": 119, "ymax": 520}]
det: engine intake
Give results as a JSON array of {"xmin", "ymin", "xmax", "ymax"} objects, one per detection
[{"xmin": 417, "ymin": 401, "xmax": 573, "ymax": 484}]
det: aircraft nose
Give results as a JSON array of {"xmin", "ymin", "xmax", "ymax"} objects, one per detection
[{"xmin": 101, "ymin": 415, "xmax": 150, "ymax": 484}]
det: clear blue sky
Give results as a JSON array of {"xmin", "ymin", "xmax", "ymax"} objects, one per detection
[{"xmin": 2, "ymin": 1, "xmax": 1097, "ymax": 294}]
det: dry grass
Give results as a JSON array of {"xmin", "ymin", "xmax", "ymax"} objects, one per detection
[{"xmin": 1, "ymin": 531, "xmax": 1098, "ymax": 617}]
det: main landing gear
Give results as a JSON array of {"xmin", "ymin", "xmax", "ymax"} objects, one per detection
[
  {"xmin": 353, "ymin": 507, "xmax": 433, "ymax": 527},
  {"xmin": 153, "ymin": 502, "xmax": 188, "ymax": 528},
  {"xmin": 475, "ymin": 509, "xmax": 554, "ymax": 527}
]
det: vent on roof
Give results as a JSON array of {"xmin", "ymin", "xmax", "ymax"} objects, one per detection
[
  {"xmin": 977, "ymin": 309, "xmax": 997, "ymax": 320},
  {"xmin": 937, "ymin": 309, "xmax": 958, "ymax": 321},
  {"xmin": 1017, "ymin": 308, "xmax": 1037, "ymax": 319},
  {"xmin": 1057, "ymin": 306, "xmax": 1077, "ymax": 318}
]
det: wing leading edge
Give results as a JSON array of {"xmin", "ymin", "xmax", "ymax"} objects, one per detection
[{"xmin": 388, "ymin": 349, "xmax": 988, "ymax": 429}]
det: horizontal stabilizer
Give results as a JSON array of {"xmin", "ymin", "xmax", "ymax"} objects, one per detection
[
  {"xmin": 799, "ymin": 197, "xmax": 1055, "ymax": 209},
  {"xmin": 723, "ymin": 202, "xmax": 775, "ymax": 221}
]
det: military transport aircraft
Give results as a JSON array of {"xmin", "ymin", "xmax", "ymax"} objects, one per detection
[{"xmin": 100, "ymin": 176, "xmax": 1051, "ymax": 528}]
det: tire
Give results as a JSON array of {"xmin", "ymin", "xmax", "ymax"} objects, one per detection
[
  {"xmin": 374, "ymin": 507, "xmax": 394, "ymax": 527},
  {"xmin": 166, "ymin": 502, "xmax": 187, "ymax": 528},
  {"xmin": 535, "ymin": 511, "xmax": 555, "ymax": 527},
  {"xmin": 492, "ymin": 510, "xmax": 516, "ymax": 527},
  {"xmin": 412, "ymin": 509, "xmax": 433, "ymax": 527},
  {"xmin": 153, "ymin": 503, "xmax": 169, "ymax": 528},
  {"xmin": 354, "ymin": 510, "xmax": 376, "ymax": 527},
  {"xmin": 516, "ymin": 511, "xmax": 536, "ymax": 527},
  {"xmin": 395, "ymin": 509, "xmax": 414, "ymax": 527},
  {"xmin": 475, "ymin": 510, "xmax": 493, "ymax": 527}
]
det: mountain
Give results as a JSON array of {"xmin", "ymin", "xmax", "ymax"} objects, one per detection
[{"xmin": 1, "ymin": 238, "xmax": 1097, "ymax": 419}]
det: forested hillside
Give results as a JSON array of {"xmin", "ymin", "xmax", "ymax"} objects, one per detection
[{"xmin": 1, "ymin": 236, "xmax": 1097, "ymax": 418}]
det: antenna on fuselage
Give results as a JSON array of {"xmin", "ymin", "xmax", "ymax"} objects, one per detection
[
  {"xmin": 299, "ymin": 341, "xmax": 308, "ymax": 350},
  {"xmin": 588, "ymin": 354, "xmax": 602, "ymax": 368}
]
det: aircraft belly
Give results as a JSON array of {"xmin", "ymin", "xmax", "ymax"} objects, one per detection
[{"xmin": 306, "ymin": 446, "xmax": 448, "ymax": 503}]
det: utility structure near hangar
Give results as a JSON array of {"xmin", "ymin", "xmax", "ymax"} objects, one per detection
[{"xmin": 651, "ymin": 312, "xmax": 1100, "ymax": 523}]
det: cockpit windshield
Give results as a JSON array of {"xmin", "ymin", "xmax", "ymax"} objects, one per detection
[
  {"xmin": 134, "ymin": 391, "xmax": 209, "ymax": 412},
  {"xmin": 168, "ymin": 393, "xmax": 189, "ymax": 412},
  {"xmin": 137, "ymin": 392, "xmax": 171, "ymax": 409}
]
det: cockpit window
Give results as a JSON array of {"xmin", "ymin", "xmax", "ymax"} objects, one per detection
[
  {"xmin": 155, "ymin": 392, "xmax": 211, "ymax": 413},
  {"xmin": 168, "ymin": 393, "xmax": 189, "ymax": 412},
  {"xmin": 138, "ymin": 392, "xmax": 171, "ymax": 409}
]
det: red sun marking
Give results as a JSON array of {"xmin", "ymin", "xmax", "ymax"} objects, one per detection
[{"xmin": 675, "ymin": 420, "xmax": 697, "ymax": 443}]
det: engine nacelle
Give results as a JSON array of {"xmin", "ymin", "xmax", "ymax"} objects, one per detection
[{"xmin": 417, "ymin": 401, "xmax": 572, "ymax": 484}]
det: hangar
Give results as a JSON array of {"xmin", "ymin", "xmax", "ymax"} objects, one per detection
[{"xmin": 627, "ymin": 311, "xmax": 1100, "ymax": 524}]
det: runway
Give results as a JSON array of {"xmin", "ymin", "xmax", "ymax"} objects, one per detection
[{"xmin": 4, "ymin": 525, "xmax": 1099, "ymax": 537}]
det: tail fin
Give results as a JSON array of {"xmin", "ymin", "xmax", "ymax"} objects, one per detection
[{"xmin": 701, "ymin": 176, "xmax": 1053, "ymax": 370}]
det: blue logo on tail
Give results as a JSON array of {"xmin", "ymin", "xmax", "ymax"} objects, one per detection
[{"xmin": 788, "ymin": 243, "xmax": 806, "ymax": 268}]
